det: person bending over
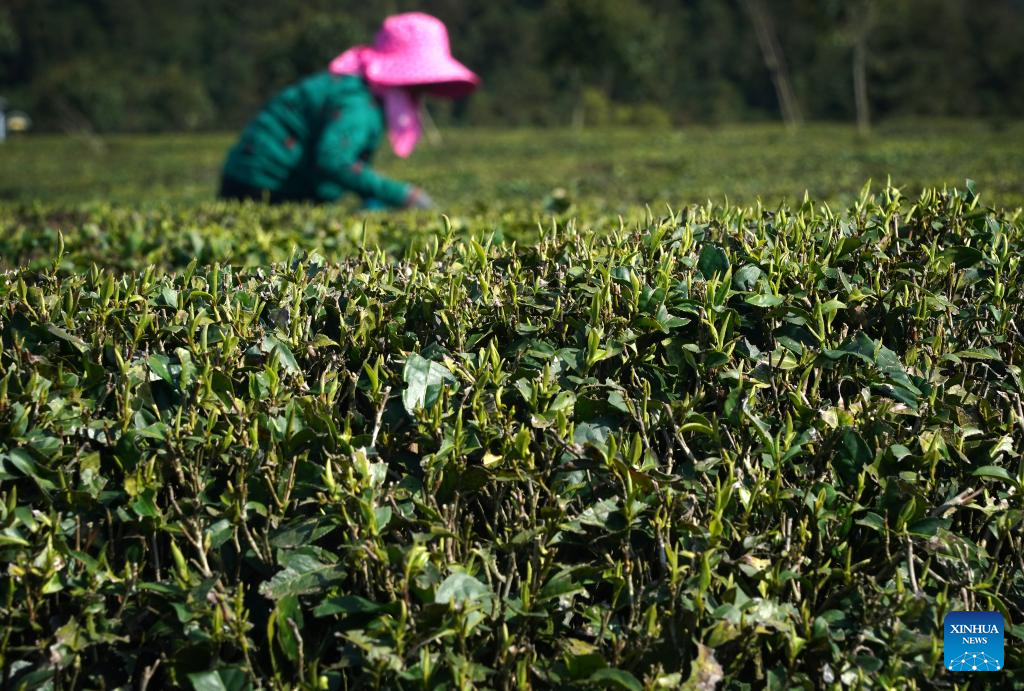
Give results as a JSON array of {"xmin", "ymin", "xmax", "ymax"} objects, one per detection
[{"xmin": 219, "ymin": 12, "xmax": 478, "ymax": 209}]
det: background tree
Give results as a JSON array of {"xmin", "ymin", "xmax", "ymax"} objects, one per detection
[
  {"xmin": 849, "ymin": 0, "xmax": 875, "ymax": 135},
  {"xmin": 821, "ymin": 0, "xmax": 875, "ymax": 135},
  {"xmin": 1, "ymin": 0, "xmax": 1022, "ymax": 133},
  {"xmin": 740, "ymin": 0, "xmax": 803, "ymax": 128},
  {"xmin": 540, "ymin": 0, "xmax": 657, "ymax": 127}
]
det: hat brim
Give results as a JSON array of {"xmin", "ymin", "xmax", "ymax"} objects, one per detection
[{"xmin": 365, "ymin": 53, "xmax": 480, "ymax": 98}]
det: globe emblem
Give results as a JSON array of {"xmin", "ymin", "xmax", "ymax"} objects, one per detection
[{"xmin": 946, "ymin": 651, "xmax": 1001, "ymax": 671}]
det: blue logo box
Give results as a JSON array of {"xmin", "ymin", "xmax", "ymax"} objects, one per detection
[{"xmin": 944, "ymin": 611, "xmax": 1004, "ymax": 672}]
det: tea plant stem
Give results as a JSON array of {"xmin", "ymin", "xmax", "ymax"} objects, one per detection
[
  {"xmin": 906, "ymin": 537, "xmax": 921, "ymax": 595},
  {"xmin": 370, "ymin": 386, "xmax": 392, "ymax": 449},
  {"xmin": 139, "ymin": 659, "xmax": 162, "ymax": 691}
]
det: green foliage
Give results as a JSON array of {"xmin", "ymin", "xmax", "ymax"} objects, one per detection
[
  {"xmin": 0, "ymin": 182, "xmax": 1022, "ymax": 688},
  {"xmin": 4, "ymin": 1, "xmax": 1024, "ymax": 130}
]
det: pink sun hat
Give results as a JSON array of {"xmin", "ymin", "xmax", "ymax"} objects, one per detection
[{"xmin": 329, "ymin": 12, "xmax": 480, "ymax": 98}]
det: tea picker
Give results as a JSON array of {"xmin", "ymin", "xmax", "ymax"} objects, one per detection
[{"xmin": 219, "ymin": 12, "xmax": 479, "ymax": 209}]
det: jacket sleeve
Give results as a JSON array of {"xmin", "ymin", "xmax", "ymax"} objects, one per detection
[{"xmin": 314, "ymin": 116, "xmax": 411, "ymax": 207}]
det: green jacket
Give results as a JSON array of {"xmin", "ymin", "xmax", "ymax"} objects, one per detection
[{"xmin": 222, "ymin": 73, "xmax": 411, "ymax": 206}]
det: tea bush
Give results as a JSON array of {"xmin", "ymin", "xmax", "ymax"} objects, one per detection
[{"xmin": 0, "ymin": 183, "xmax": 1022, "ymax": 689}]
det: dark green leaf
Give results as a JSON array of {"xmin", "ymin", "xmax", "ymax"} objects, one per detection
[{"xmin": 697, "ymin": 244, "xmax": 730, "ymax": 279}]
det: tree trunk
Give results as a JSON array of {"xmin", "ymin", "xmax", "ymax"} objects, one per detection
[
  {"xmin": 851, "ymin": 1, "xmax": 874, "ymax": 136},
  {"xmin": 571, "ymin": 66, "xmax": 584, "ymax": 130},
  {"xmin": 853, "ymin": 35, "xmax": 870, "ymax": 135},
  {"xmin": 741, "ymin": 0, "xmax": 803, "ymax": 129}
]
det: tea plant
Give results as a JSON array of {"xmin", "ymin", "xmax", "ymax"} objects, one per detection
[{"xmin": 0, "ymin": 183, "xmax": 1022, "ymax": 689}]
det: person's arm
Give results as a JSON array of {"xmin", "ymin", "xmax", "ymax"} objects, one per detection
[
  {"xmin": 314, "ymin": 117, "xmax": 417, "ymax": 207},
  {"xmin": 361, "ymin": 188, "xmax": 436, "ymax": 211}
]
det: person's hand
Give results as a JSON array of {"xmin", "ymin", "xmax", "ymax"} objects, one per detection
[{"xmin": 406, "ymin": 187, "xmax": 436, "ymax": 210}]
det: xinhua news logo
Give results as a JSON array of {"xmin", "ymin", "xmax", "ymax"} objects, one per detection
[{"xmin": 943, "ymin": 611, "xmax": 1004, "ymax": 672}]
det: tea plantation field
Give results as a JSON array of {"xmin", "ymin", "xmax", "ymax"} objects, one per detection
[
  {"xmin": 1, "ymin": 126, "xmax": 1023, "ymax": 689},
  {"xmin": 2, "ymin": 122, "xmax": 1024, "ymax": 208}
]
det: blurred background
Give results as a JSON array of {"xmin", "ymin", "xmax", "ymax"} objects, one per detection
[
  {"xmin": 3, "ymin": 0, "xmax": 1023, "ymax": 133},
  {"xmin": 1, "ymin": 1, "xmax": 1023, "ymax": 207}
]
